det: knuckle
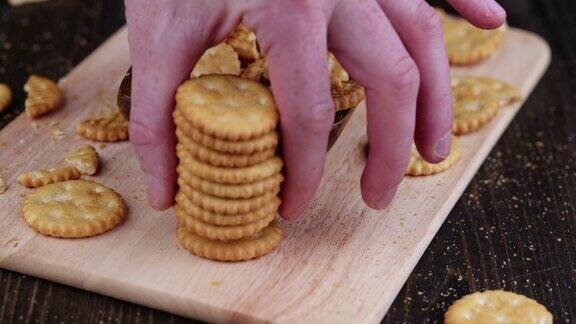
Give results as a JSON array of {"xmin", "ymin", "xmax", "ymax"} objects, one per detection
[
  {"xmin": 388, "ymin": 55, "xmax": 420, "ymax": 93},
  {"xmin": 414, "ymin": 2, "xmax": 443, "ymax": 35}
]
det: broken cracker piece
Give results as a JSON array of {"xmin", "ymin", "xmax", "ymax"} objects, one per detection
[
  {"xmin": 24, "ymin": 75, "xmax": 63, "ymax": 118},
  {"xmin": 18, "ymin": 165, "xmax": 81, "ymax": 188},
  {"xmin": 65, "ymin": 145, "xmax": 99, "ymax": 175},
  {"xmin": 76, "ymin": 111, "xmax": 129, "ymax": 142}
]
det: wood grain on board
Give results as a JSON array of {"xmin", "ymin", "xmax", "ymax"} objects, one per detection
[{"xmin": 0, "ymin": 26, "xmax": 550, "ymax": 323}]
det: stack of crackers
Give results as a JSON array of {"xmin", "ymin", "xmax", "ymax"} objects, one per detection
[{"xmin": 173, "ymin": 74, "xmax": 284, "ymax": 262}]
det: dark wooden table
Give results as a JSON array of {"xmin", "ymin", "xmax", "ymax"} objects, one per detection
[{"xmin": 1, "ymin": 0, "xmax": 574, "ymax": 322}]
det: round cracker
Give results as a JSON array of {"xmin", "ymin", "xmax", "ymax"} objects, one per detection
[
  {"xmin": 175, "ymin": 205, "xmax": 275, "ymax": 241},
  {"xmin": 443, "ymin": 14, "xmax": 507, "ymax": 65},
  {"xmin": 177, "ymin": 222, "xmax": 282, "ymax": 262},
  {"xmin": 177, "ymin": 156, "xmax": 283, "ymax": 184},
  {"xmin": 174, "ymin": 111, "xmax": 278, "ymax": 154},
  {"xmin": 406, "ymin": 136, "xmax": 461, "ymax": 176},
  {"xmin": 76, "ymin": 111, "xmax": 129, "ymax": 142},
  {"xmin": 458, "ymin": 76, "xmax": 522, "ymax": 107},
  {"xmin": 175, "ymin": 193, "xmax": 280, "ymax": 226},
  {"xmin": 176, "ymin": 75, "xmax": 278, "ymax": 141},
  {"xmin": 445, "ymin": 290, "xmax": 553, "ymax": 324},
  {"xmin": 21, "ymin": 180, "xmax": 127, "ymax": 238},
  {"xmin": 178, "ymin": 182, "xmax": 280, "ymax": 214},
  {"xmin": 175, "ymin": 136, "xmax": 275, "ymax": 168},
  {"xmin": 178, "ymin": 170, "xmax": 283, "ymax": 199},
  {"xmin": 452, "ymin": 76, "xmax": 502, "ymax": 134}
]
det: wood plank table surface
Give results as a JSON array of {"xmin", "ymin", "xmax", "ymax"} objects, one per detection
[{"xmin": 0, "ymin": 0, "xmax": 574, "ymax": 323}]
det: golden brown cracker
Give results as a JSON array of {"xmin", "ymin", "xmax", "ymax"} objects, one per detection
[
  {"xmin": 21, "ymin": 180, "xmax": 127, "ymax": 238},
  {"xmin": 191, "ymin": 43, "xmax": 241, "ymax": 78},
  {"xmin": 174, "ymin": 111, "xmax": 278, "ymax": 154},
  {"xmin": 406, "ymin": 136, "xmax": 461, "ymax": 176},
  {"xmin": 240, "ymin": 58, "xmax": 267, "ymax": 83},
  {"xmin": 445, "ymin": 290, "xmax": 553, "ymax": 324},
  {"xmin": 443, "ymin": 14, "xmax": 507, "ymax": 65},
  {"xmin": 24, "ymin": 75, "xmax": 63, "ymax": 118},
  {"xmin": 76, "ymin": 110, "xmax": 129, "ymax": 142},
  {"xmin": 225, "ymin": 23, "xmax": 260, "ymax": 63},
  {"xmin": 175, "ymin": 205, "xmax": 276, "ymax": 241},
  {"xmin": 178, "ymin": 182, "xmax": 280, "ymax": 214},
  {"xmin": 452, "ymin": 76, "xmax": 502, "ymax": 134},
  {"xmin": 462, "ymin": 76, "xmax": 522, "ymax": 107},
  {"xmin": 18, "ymin": 166, "xmax": 81, "ymax": 188},
  {"xmin": 175, "ymin": 135, "xmax": 275, "ymax": 168},
  {"xmin": 64, "ymin": 145, "xmax": 100, "ymax": 175},
  {"xmin": 331, "ymin": 80, "xmax": 365, "ymax": 111},
  {"xmin": 176, "ymin": 75, "xmax": 278, "ymax": 141},
  {"xmin": 328, "ymin": 52, "xmax": 350, "ymax": 91},
  {"xmin": 178, "ymin": 169, "xmax": 283, "ymax": 199},
  {"xmin": 177, "ymin": 155, "xmax": 283, "ymax": 184},
  {"xmin": 177, "ymin": 222, "xmax": 282, "ymax": 261},
  {"xmin": 0, "ymin": 83, "xmax": 12, "ymax": 113},
  {"xmin": 176, "ymin": 192, "xmax": 280, "ymax": 226}
]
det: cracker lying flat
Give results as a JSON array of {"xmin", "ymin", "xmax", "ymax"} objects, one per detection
[
  {"xmin": 179, "ymin": 182, "xmax": 280, "ymax": 214},
  {"xmin": 443, "ymin": 14, "xmax": 506, "ymax": 65},
  {"xmin": 177, "ymin": 222, "xmax": 282, "ymax": 262},
  {"xmin": 177, "ymin": 156, "xmax": 283, "ymax": 184},
  {"xmin": 225, "ymin": 23, "xmax": 260, "ymax": 63},
  {"xmin": 175, "ymin": 193, "xmax": 280, "ymax": 226},
  {"xmin": 175, "ymin": 205, "xmax": 275, "ymax": 241},
  {"xmin": 191, "ymin": 43, "xmax": 241, "ymax": 78},
  {"xmin": 452, "ymin": 76, "xmax": 502, "ymax": 134},
  {"xmin": 64, "ymin": 145, "xmax": 100, "ymax": 175},
  {"xmin": 178, "ymin": 170, "xmax": 283, "ymax": 199},
  {"xmin": 18, "ymin": 165, "xmax": 81, "ymax": 188},
  {"xmin": 76, "ymin": 111, "xmax": 129, "ymax": 142},
  {"xmin": 176, "ymin": 75, "xmax": 278, "ymax": 141},
  {"xmin": 445, "ymin": 290, "xmax": 553, "ymax": 324},
  {"xmin": 176, "ymin": 135, "xmax": 275, "ymax": 168},
  {"xmin": 0, "ymin": 83, "xmax": 12, "ymax": 113},
  {"xmin": 406, "ymin": 137, "xmax": 461, "ymax": 176},
  {"xmin": 24, "ymin": 75, "xmax": 63, "ymax": 118},
  {"xmin": 174, "ymin": 110, "xmax": 278, "ymax": 154},
  {"xmin": 460, "ymin": 76, "xmax": 522, "ymax": 107},
  {"xmin": 21, "ymin": 180, "xmax": 127, "ymax": 238}
]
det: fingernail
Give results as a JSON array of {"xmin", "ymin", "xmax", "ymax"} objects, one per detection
[
  {"xmin": 365, "ymin": 187, "xmax": 398, "ymax": 210},
  {"xmin": 487, "ymin": 1, "xmax": 506, "ymax": 16},
  {"xmin": 433, "ymin": 131, "xmax": 452, "ymax": 160}
]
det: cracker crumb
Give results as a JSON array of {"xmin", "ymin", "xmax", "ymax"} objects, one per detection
[
  {"xmin": 49, "ymin": 122, "xmax": 66, "ymax": 140},
  {"xmin": 210, "ymin": 280, "xmax": 222, "ymax": 287}
]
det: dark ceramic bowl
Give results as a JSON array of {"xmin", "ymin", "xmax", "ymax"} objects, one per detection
[{"xmin": 117, "ymin": 68, "xmax": 360, "ymax": 150}]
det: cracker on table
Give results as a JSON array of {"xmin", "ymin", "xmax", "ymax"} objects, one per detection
[
  {"xmin": 445, "ymin": 290, "xmax": 553, "ymax": 324},
  {"xmin": 76, "ymin": 110, "xmax": 129, "ymax": 142},
  {"xmin": 406, "ymin": 136, "xmax": 461, "ymax": 176},
  {"xmin": 64, "ymin": 145, "xmax": 99, "ymax": 175},
  {"xmin": 178, "ymin": 182, "xmax": 280, "ymax": 215},
  {"xmin": 178, "ymin": 169, "xmax": 283, "ymax": 199},
  {"xmin": 191, "ymin": 43, "xmax": 241, "ymax": 78},
  {"xmin": 451, "ymin": 76, "xmax": 502, "ymax": 134},
  {"xmin": 21, "ymin": 180, "xmax": 127, "ymax": 238},
  {"xmin": 443, "ymin": 14, "xmax": 507, "ymax": 65},
  {"xmin": 459, "ymin": 76, "xmax": 522, "ymax": 107},
  {"xmin": 174, "ymin": 110, "xmax": 278, "ymax": 154},
  {"xmin": 24, "ymin": 75, "xmax": 63, "ymax": 118},
  {"xmin": 18, "ymin": 165, "xmax": 81, "ymax": 188},
  {"xmin": 175, "ymin": 193, "xmax": 280, "ymax": 226},
  {"xmin": 0, "ymin": 176, "xmax": 7, "ymax": 194},
  {"xmin": 175, "ymin": 137, "xmax": 275, "ymax": 168},
  {"xmin": 177, "ymin": 221, "xmax": 282, "ymax": 262},
  {"xmin": 176, "ymin": 75, "xmax": 278, "ymax": 141},
  {"xmin": 175, "ymin": 205, "xmax": 276, "ymax": 241},
  {"xmin": 177, "ymin": 156, "xmax": 283, "ymax": 184},
  {"xmin": 0, "ymin": 83, "xmax": 12, "ymax": 113},
  {"xmin": 225, "ymin": 23, "xmax": 260, "ymax": 63}
]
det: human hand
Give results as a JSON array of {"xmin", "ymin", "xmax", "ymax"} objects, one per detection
[{"xmin": 125, "ymin": 0, "xmax": 506, "ymax": 218}]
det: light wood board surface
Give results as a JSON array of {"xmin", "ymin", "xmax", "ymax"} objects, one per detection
[{"xmin": 0, "ymin": 27, "xmax": 550, "ymax": 323}]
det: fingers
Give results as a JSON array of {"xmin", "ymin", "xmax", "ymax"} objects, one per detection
[
  {"xmin": 377, "ymin": 0, "xmax": 452, "ymax": 163},
  {"xmin": 125, "ymin": 2, "xmax": 213, "ymax": 210},
  {"xmin": 446, "ymin": 0, "xmax": 507, "ymax": 29},
  {"xmin": 244, "ymin": 4, "xmax": 334, "ymax": 220},
  {"xmin": 329, "ymin": 0, "xmax": 419, "ymax": 209}
]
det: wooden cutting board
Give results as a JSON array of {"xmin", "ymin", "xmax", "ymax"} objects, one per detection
[{"xmin": 0, "ymin": 27, "xmax": 550, "ymax": 323}]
